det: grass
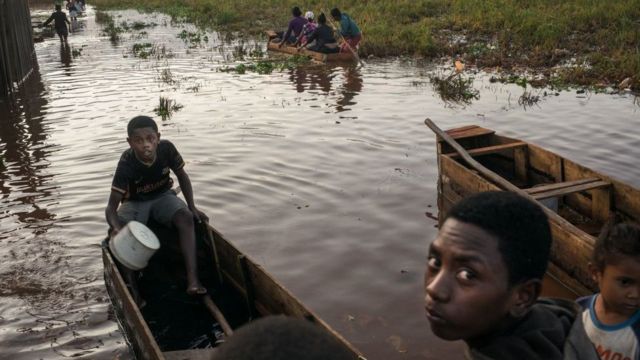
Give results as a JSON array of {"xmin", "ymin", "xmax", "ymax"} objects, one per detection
[
  {"xmin": 91, "ymin": 0, "xmax": 640, "ymax": 89},
  {"xmin": 154, "ymin": 96, "xmax": 183, "ymax": 119},
  {"xmin": 429, "ymin": 73, "xmax": 479, "ymax": 105}
]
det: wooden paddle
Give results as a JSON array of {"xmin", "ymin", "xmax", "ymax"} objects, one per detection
[{"xmin": 324, "ymin": 9, "xmax": 364, "ymax": 67}]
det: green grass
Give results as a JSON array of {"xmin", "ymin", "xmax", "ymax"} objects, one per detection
[
  {"xmin": 92, "ymin": 0, "xmax": 640, "ymax": 89},
  {"xmin": 154, "ymin": 96, "xmax": 183, "ymax": 120}
]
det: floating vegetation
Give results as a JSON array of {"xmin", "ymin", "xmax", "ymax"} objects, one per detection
[
  {"xmin": 71, "ymin": 47, "xmax": 82, "ymax": 58},
  {"xmin": 132, "ymin": 42, "xmax": 154, "ymax": 58},
  {"xmin": 96, "ymin": 11, "xmax": 124, "ymax": 43},
  {"xmin": 219, "ymin": 56, "xmax": 311, "ymax": 75},
  {"xmin": 159, "ymin": 67, "xmax": 175, "ymax": 85},
  {"xmin": 95, "ymin": 10, "xmax": 113, "ymax": 24},
  {"xmin": 518, "ymin": 90, "xmax": 542, "ymax": 109},
  {"xmin": 177, "ymin": 29, "xmax": 208, "ymax": 47},
  {"xmin": 429, "ymin": 73, "xmax": 479, "ymax": 105},
  {"xmin": 186, "ymin": 83, "xmax": 200, "ymax": 92},
  {"xmin": 154, "ymin": 96, "xmax": 183, "ymax": 120},
  {"xmin": 132, "ymin": 21, "xmax": 157, "ymax": 30}
]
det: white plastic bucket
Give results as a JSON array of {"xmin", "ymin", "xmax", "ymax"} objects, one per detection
[{"xmin": 109, "ymin": 221, "xmax": 160, "ymax": 270}]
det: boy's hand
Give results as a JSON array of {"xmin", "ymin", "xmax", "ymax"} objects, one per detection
[{"xmin": 191, "ymin": 208, "xmax": 209, "ymax": 224}]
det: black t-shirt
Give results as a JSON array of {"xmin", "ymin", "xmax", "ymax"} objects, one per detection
[
  {"xmin": 44, "ymin": 11, "xmax": 69, "ymax": 31},
  {"xmin": 111, "ymin": 140, "xmax": 185, "ymax": 201}
]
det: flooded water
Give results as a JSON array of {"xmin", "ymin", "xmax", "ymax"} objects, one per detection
[{"xmin": 1, "ymin": 7, "xmax": 639, "ymax": 360}]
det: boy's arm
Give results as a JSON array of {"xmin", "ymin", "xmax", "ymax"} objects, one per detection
[
  {"xmin": 174, "ymin": 167, "xmax": 208, "ymax": 223},
  {"xmin": 42, "ymin": 14, "xmax": 53, "ymax": 26},
  {"xmin": 105, "ymin": 190, "xmax": 124, "ymax": 235}
]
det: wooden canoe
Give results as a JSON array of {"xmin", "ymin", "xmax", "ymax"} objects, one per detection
[
  {"xmin": 434, "ymin": 125, "xmax": 640, "ymax": 297},
  {"xmin": 102, "ymin": 221, "xmax": 364, "ymax": 360},
  {"xmin": 265, "ymin": 30, "xmax": 356, "ymax": 63}
]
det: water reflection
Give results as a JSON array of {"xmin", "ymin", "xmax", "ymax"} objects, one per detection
[
  {"xmin": 287, "ymin": 64, "xmax": 363, "ymax": 113},
  {"xmin": 59, "ymin": 42, "xmax": 72, "ymax": 70},
  {"xmin": 0, "ymin": 66, "xmax": 56, "ymax": 233}
]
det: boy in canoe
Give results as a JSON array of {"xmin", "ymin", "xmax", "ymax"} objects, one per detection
[
  {"xmin": 303, "ymin": 13, "xmax": 339, "ymax": 54},
  {"xmin": 105, "ymin": 115, "xmax": 208, "ymax": 296},
  {"xmin": 564, "ymin": 222, "xmax": 640, "ymax": 360},
  {"xmin": 424, "ymin": 191, "xmax": 578, "ymax": 359},
  {"xmin": 330, "ymin": 8, "xmax": 362, "ymax": 53},
  {"xmin": 42, "ymin": 5, "xmax": 71, "ymax": 43}
]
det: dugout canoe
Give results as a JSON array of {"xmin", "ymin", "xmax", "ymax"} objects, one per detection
[
  {"xmin": 265, "ymin": 30, "xmax": 357, "ymax": 63},
  {"xmin": 102, "ymin": 221, "xmax": 364, "ymax": 360},
  {"xmin": 431, "ymin": 123, "xmax": 640, "ymax": 297}
]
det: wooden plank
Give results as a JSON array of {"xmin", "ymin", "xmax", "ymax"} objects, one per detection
[
  {"xmin": 513, "ymin": 146, "xmax": 528, "ymax": 183},
  {"xmin": 445, "ymin": 125, "xmax": 495, "ymax": 140},
  {"xmin": 591, "ymin": 187, "xmax": 611, "ymax": 223},
  {"xmin": 531, "ymin": 180, "xmax": 610, "ymax": 200},
  {"xmin": 102, "ymin": 249, "xmax": 165, "ymax": 360},
  {"xmin": 444, "ymin": 141, "xmax": 527, "ymax": 158},
  {"xmin": 525, "ymin": 178, "xmax": 600, "ymax": 195},
  {"xmin": 164, "ymin": 349, "xmax": 217, "ymax": 360},
  {"xmin": 528, "ymin": 144, "xmax": 563, "ymax": 182}
]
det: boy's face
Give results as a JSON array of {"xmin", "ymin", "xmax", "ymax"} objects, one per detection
[
  {"xmin": 424, "ymin": 218, "xmax": 524, "ymax": 342},
  {"xmin": 127, "ymin": 127, "xmax": 160, "ymax": 164},
  {"xmin": 592, "ymin": 255, "xmax": 640, "ymax": 318}
]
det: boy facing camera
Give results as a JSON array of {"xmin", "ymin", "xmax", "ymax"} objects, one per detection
[{"xmin": 424, "ymin": 191, "xmax": 576, "ymax": 360}]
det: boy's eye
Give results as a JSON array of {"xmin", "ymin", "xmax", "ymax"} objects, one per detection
[
  {"xmin": 456, "ymin": 269, "xmax": 476, "ymax": 282},
  {"xmin": 427, "ymin": 256, "xmax": 441, "ymax": 270},
  {"xmin": 618, "ymin": 278, "xmax": 633, "ymax": 286}
]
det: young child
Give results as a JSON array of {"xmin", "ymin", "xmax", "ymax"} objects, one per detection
[
  {"xmin": 566, "ymin": 222, "xmax": 640, "ymax": 360},
  {"xmin": 294, "ymin": 11, "xmax": 317, "ymax": 48},
  {"xmin": 105, "ymin": 116, "xmax": 208, "ymax": 296},
  {"xmin": 42, "ymin": 5, "xmax": 71, "ymax": 43},
  {"xmin": 424, "ymin": 191, "xmax": 577, "ymax": 359}
]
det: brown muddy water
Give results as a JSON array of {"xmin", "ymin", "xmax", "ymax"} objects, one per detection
[{"xmin": 1, "ymin": 7, "xmax": 639, "ymax": 360}]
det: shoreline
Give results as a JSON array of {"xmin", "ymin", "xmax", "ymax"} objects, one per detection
[{"xmin": 88, "ymin": 0, "xmax": 638, "ymax": 91}]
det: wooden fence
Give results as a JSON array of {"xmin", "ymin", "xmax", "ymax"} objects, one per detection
[{"xmin": 0, "ymin": 0, "xmax": 36, "ymax": 98}]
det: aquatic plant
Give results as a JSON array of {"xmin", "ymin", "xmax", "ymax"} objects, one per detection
[
  {"xmin": 177, "ymin": 30, "xmax": 208, "ymax": 47},
  {"xmin": 132, "ymin": 42, "xmax": 154, "ymax": 58},
  {"xmin": 132, "ymin": 21, "xmax": 157, "ymax": 30},
  {"xmin": 94, "ymin": 10, "xmax": 113, "ymax": 24},
  {"xmin": 518, "ymin": 90, "xmax": 542, "ymax": 109},
  {"xmin": 71, "ymin": 47, "xmax": 82, "ymax": 58},
  {"xmin": 159, "ymin": 67, "xmax": 174, "ymax": 85},
  {"xmin": 429, "ymin": 73, "xmax": 479, "ymax": 105},
  {"xmin": 219, "ymin": 55, "xmax": 310, "ymax": 75},
  {"xmin": 154, "ymin": 96, "xmax": 183, "ymax": 120}
]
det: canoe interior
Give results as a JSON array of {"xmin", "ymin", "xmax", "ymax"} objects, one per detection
[
  {"xmin": 436, "ymin": 125, "xmax": 640, "ymax": 296},
  {"xmin": 103, "ymin": 220, "xmax": 363, "ymax": 359}
]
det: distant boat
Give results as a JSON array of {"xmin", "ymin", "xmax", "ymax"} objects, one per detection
[
  {"xmin": 431, "ymin": 123, "xmax": 640, "ymax": 297},
  {"xmin": 102, "ymin": 220, "xmax": 364, "ymax": 360},
  {"xmin": 265, "ymin": 30, "xmax": 357, "ymax": 63}
]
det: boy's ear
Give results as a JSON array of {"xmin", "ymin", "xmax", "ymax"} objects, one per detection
[
  {"xmin": 509, "ymin": 279, "xmax": 541, "ymax": 318},
  {"xmin": 157, "ymin": 132, "xmax": 161, "ymax": 140},
  {"xmin": 588, "ymin": 262, "xmax": 602, "ymax": 284},
  {"xmin": 126, "ymin": 137, "xmax": 132, "ymax": 146}
]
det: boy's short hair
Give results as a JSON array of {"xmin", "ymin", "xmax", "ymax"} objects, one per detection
[
  {"xmin": 444, "ymin": 191, "xmax": 551, "ymax": 286},
  {"xmin": 127, "ymin": 115, "xmax": 158, "ymax": 137},
  {"xmin": 593, "ymin": 222, "xmax": 640, "ymax": 270},
  {"xmin": 292, "ymin": 6, "xmax": 302, "ymax": 17},
  {"xmin": 55, "ymin": 4, "xmax": 61, "ymax": 10},
  {"xmin": 317, "ymin": 13, "xmax": 326, "ymax": 25},
  {"xmin": 330, "ymin": 8, "xmax": 341, "ymax": 19},
  {"xmin": 211, "ymin": 316, "xmax": 354, "ymax": 360}
]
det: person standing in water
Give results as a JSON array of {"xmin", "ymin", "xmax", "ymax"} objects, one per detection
[{"xmin": 42, "ymin": 5, "xmax": 71, "ymax": 43}]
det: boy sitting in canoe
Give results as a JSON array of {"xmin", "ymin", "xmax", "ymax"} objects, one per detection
[
  {"xmin": 105, "ymin": 116, "xmax": 208, "ymax": 297},
  {"xmin": 424, "ymin": 191, "xmax": 578, "ymax": 359},
  {"xmin": 564, "ymin": 222, "xmax": 640, "ymax": 360},
  {"xmin": 277, "ymin": 6, "xmax": 307, "ymax": 47},
  {"xmin": 303, "ymin": 13, "xmax": 339, "ymax": 54}
]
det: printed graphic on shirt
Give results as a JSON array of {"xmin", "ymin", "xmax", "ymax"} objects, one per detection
[{"xmin": 111, "ymin": 140, "xmax": 185, "ymax": 201}]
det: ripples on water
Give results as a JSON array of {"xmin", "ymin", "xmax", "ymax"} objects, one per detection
[{"xmin": 0, "ymin": 7, "xmax": 638, "ymax": 360}]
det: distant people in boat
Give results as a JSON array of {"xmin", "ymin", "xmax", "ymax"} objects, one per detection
[
  {"xmin": 105, "ymin": 116, "xmax": 209, "ymax": 300},
  {"xmin": 294, "ymin": 11, "xmax": 317, "ymax": 48},
  {"xmin": 303, "ymin": 13, "xmax": 339, "ymax": 54},
  {"xmin": 277, "ymin": 6, "xmax": 307, "ymax": 47},
  {"xmin": 211, "ymin": 316, "xmax": 354, "ymax": 360},
  {"xmin": 424, "ymin": 191, "xmax": 579, "ymax": 359},
  {"xmin": 564, "ymin": 222, "xmax": 640, "ymax": 360},
  {"xmin": 330, "ymin": 8, "xmax": 362, "ymax": 53},
  {"xmin": 41, "ymin": 5, "xmax": 71, "ymax": 43}
]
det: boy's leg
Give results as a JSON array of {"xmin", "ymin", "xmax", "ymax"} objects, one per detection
[{"xmin": 151, "ymin": 191, "xmax": 206, "ymax": 295}]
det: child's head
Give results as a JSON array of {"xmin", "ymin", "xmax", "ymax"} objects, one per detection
[
  {"xmin": 591, "ymin": 222, "xmax": 640, "ymax": 318},
  {"xmin": 291, "ymin": 6, "xmax": 302, "ymax": 17},
  {"xmin": 126, "ymin": 116, "xmax": 160, "ymax": 164},
  {"xmin": 317, "ymin": 13, "xmax": 327, "ymax": 25},
  {"xmin": 330, "ymin": 8, "xmax": 341, "ymax": 21},
  {"xmin": 55, "ymin": 4, "xmax": 62, "ymax": 11},
  {"xmin": 424, "ymin": 191, "xmax": 551, "ymax": 343},
  {"xmin": 305, "ymin": 11, "xmax": 314, "ymax": 22},
  {"xmin": 211, "ymin": 316, "xmax": 354, "ymax": 360}
]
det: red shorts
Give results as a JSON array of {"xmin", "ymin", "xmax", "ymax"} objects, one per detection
[{"xmin": 340, "ymin": 33, "xmax": 362, "ymax": 53}]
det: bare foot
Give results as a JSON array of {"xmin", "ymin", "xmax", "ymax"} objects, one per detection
[{"xmin": 187, "ymin": 284, "xmax": 207, "ymax": 296}]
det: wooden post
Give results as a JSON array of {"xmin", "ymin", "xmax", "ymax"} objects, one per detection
[{"xmin": 0, "ymin": 0, "xmax": 36, "ymax": 98}]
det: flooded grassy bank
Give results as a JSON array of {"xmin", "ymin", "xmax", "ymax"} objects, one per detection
[{"xmin": 90, "ymin": 0, "xmax": 640, "ymax": 90}]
